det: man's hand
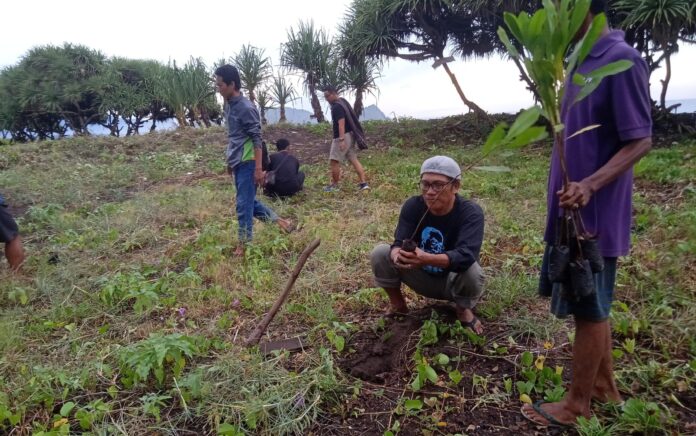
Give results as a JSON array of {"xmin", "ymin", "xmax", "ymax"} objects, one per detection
[
  {"xmin": 392, "ymin": 247, "xmax": 429, "ymax": 269},
  {"xmin": 339, "ymin": 138, "xmax": 348, "ymax": 152},
  {"xmin": 255, "ymin": 167, "xmax": 265, "ymax": 186},
  {"xmin": 558, "ymin": 180, "xmax": 594, "ymax": 209}
]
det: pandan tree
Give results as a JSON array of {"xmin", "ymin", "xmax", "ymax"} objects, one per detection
[
  {"xmin": 255, "ymin": 87, "xmax": 275, "ymax": 125},
  {"xmin": 615, "ymin": 0, "xmax": 695, "ymax": 111},
  {"xmin": 281, "ymin": 20, "xmax": 332, "ymax": 123},
  {"xmin": 483, "ymin": 0, "xmax": 634, "ymax": 294},
  {"xmin": 269, "ymin": 74, "xmax": 297, "ymax": 123},
  {"xmin": 233, "ymin": 45, "xmax": 272, "ymax": 105}
]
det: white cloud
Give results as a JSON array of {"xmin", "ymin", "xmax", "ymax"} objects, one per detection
[{"xmin": 1, "ymin": 0, "xmax": 694, "ymax": 117}]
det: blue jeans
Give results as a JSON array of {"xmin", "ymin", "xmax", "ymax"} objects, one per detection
[{"xmin": 233, "ymin": 161, "xmax": 279, "ymax": 243}]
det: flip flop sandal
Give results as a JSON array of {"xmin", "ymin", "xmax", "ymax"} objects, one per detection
[{"xmin": 521, "ymin": 401, "xmax": 573, "ymax": 428}]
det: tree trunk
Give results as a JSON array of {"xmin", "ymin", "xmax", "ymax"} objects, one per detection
[
  {"xmin": 659, "ymin": 40, "xmax": 671, "ymax": 111},
  {"xmin": 248, "ymin": 89, "xmax": 256, "ymax": 105},
  {"xmin": 441, "ymin": 61, "xmax": 491, "ymax": 124},
  {"xmin": 175, "ymin": 108, "xmax": 187, "ymax": 129},
  {"xmin": 260, "ymin": 106, "xmax": 267, "ymax": 125},
  {"xmin": 307, "ymin": 78, "xmax": 325, "ymax": 123},
  {"xmin": 111, "ymin": 113, "xmax": 121, "ymax": 137},
  {"xmin": 199, "ymin": 105, "xmax": 211, "ymax": 128},
  {"xmin": 279, "ymin": 104, "xmax": 287, "ymax": 123},
  {"xmin": 353, "ymin": 90, "xmax": 364, "ymax": 118}
]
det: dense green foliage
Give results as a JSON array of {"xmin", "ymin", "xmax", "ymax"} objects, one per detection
[{"xmin": 0, "ymin": 44, "xmax": 221, "ymax": 141}]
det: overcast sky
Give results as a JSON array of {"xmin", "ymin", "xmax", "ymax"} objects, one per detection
[{"xmin": 2, "ymin": 0, "xmax": 695, "ymax": 118}]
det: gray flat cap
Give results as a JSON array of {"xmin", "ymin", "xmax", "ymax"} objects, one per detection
[{"xmin": 420, "ymin": 156, "xmax": 461, "ymax": 180}]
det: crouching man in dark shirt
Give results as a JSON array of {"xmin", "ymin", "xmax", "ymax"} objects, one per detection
[
  {"xmin": 264, "ymin": 138, "xmax": 305, "ymax": 198},
  {"xmin": 370, "ymin": 156, "xmax": 485, "ymax": 333}
]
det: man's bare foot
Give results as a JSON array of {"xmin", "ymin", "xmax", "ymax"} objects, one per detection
[
  {"xmin": 277, "ymin": 218, "xmax": 295, "ymax": 233},
  {"xmin": 384, "ymin": 287, "xmax": 408, "ymax": 315},
  {"xmin": 455, "ymin": 306, "xmax": 483, "ymax": 334},
  {"xmin": 233, "ymin": 245, "xmax": 245, "ymax": 257}
]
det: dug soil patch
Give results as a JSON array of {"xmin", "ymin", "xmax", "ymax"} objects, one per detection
[{"xmin": 322, "ymin": 304, "xmax": 572, "ymax": 435}]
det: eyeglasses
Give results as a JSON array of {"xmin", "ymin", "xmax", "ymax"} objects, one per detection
[{"xmin": 419, "ymin": 180, "xmax": 452, "ymax": 193}]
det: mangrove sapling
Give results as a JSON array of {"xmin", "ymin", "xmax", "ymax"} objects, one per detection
[{"xmin": 485, "ymin": 0, "xmax": 634, "ymax": 298}]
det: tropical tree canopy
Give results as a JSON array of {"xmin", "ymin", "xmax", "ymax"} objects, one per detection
[
  {"xmin": 339, "ymin": 0, "xmax": 533, "ymax": 118},
  {"xmin": 0, "ymin": 46, "xmax": 222, "ymax": 141},
  {"xmin": 232, "ymin": 45, "xmax": 273, "ymax": 104},
  {"xmin": 281, "ymin": 20, "xmax": 333, "ymax": 122},
  {"xmin": 269, "ymin": 74, "xmax": 297, "ymax": 123},
  {"xmin": 613, "ymin": 0, "xmax": 695, "ymax": 110}
]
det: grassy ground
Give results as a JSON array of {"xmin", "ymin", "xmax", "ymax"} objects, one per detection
[{"xmin": 0, "ymin": 121, "xmax": 694, "ymax": 435}]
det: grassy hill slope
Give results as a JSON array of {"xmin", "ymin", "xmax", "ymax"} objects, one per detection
[{"xmin": 0, "ymin": 121, "xmax": 694, "ymax": 434}]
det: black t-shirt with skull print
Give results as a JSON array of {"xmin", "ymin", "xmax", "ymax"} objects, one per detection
[{"xmin": 392, "ymin": 195, "xmax": 484, "ymax": 274}]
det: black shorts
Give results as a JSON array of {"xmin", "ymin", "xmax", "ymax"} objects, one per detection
[{"xmin": 0, "ymin": 204, "xmax": 19, "ymax": 243}]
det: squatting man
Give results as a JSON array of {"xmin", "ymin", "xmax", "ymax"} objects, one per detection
[{"xmin": 371, "ymin": 156, "xmax": 485, "ymax": 333}]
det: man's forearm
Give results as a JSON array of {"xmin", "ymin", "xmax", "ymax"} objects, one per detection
[
  {"xmin": 338, "ymin": 119, "xmax": 346, "ymax": 139},
  {"xmin": 425, "ymin": 252, "xmax": 450, "ymax": 269},
  {"xmin": 584, "ymin": 137, "xmax": 652, "ymax": 193},
  {"xmin": 254, "ymin": 147, "xmax": 263, "ymax": 170}
]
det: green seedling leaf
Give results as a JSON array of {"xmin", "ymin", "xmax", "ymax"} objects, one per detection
[
  {"xmin": 521, "ymin": 351, "xmax": 534, "ymax": 367},
  {"xmin": 507, "ymin": 107, "xmax": 541, "ymax": 140},
  {"xmin": 575, "ymin": 13, "xmax": 607, "ymax": 67},
  {"xmin": 482, "ymin": 122, "xmax": 508, "ymax": 156},
  {"xmin": 496, "ymin": 346, "xmax": 509, "ymax": 355},
  {"xmin": 418, "ymin": 320, "xmax": 439, "ymax": 347},
  {"xmin": 567, "ymin": 124, "xmax": 600, "ymax": 139},
  {"xmin": 572, "ymin": 73, "xmax": 586, "ymax": 86},
  {"xmin": 411, "ymin": 375, "xmax": 423, "ymax": 392},
  {"xmin": 574, "ymin": 60, "xmax": 634, "ymax": 103},
  {"xmin": 60, "ymin": 402, "xmax": 75, "ymax": 417},
  {"xmin": 218, "ymin": 423, "xmax": 244, "ymax": 436},
  {"xmin": 588, "ymin": 60, "xmax": 634, "ymax": 81},
  {"xmin": 449, "ymin": 369, "xmax": 463, "ymax": 385},
  {"xmin": 504, "ymin": 377, "xmax": 513, "ymax": 393},
  {"xmin": 516, "ymin": 380, "xmax": 534, "ymax": 395},
  {"xmin": 404, "ymin": 399, "xmax": 423, "ymax": 411},
  {"xmin": 425, "ymin": 365, "xmax": 438, "ymax": 383},
  {"xmin": 436, "ymin": 353, "xmax": 450, "ymax": 366},
  {"xmin": 508, "ymin": 126, "xmax": 548, "ymax": 149},
  {"xmin": 497, "ymin": 27, "xmax": 519, "ymax": 58}
]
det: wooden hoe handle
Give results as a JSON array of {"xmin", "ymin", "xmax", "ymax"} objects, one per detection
[{"xmin": 245, "ymin": 238, "xmax": 321, "ymax": 346}]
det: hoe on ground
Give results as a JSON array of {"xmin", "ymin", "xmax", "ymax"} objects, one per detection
[{"xmin": 245, "ymin": 238, "xmax": 321, "ymax": 354}]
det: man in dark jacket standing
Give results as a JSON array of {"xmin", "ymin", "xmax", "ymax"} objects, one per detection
[
  {"xmin": 215, "ymin": 65, "xmax": 293, "ymax": 256},
  {"xmin": 370, "ymin": 156, "xmax": 485, "ymax": 333},
  {"xmin": 322, "ymin": 86, "xmax": 369, "ymax": 192}
]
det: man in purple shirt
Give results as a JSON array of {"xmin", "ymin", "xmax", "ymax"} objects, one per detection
[{"xmin": 521, "ymin": 0, "xmax": 652, "ymax": 427}]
